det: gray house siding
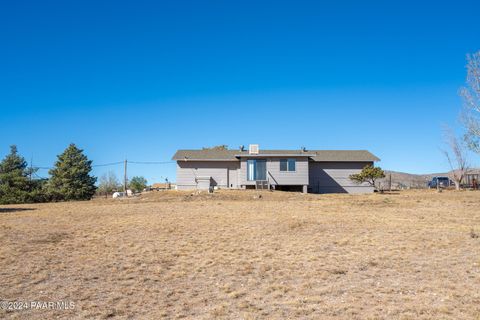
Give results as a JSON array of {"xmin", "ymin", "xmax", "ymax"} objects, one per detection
[
  {"xmin": 308, "ymin": 161, "xmax": 374, "ymax": 194},
  {"xmin": 176, "ymin": 161, "xmax": 240, "ymax": 190},
  {"xmin": 172, "ymin": 149, "xmax": 379, "ymax": 194},
  {"xmin": 239, "ymin": 157, "xmax": 309, "ymax": 186}
]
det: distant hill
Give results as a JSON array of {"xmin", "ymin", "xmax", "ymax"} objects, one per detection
[
  {"xmin": 380, "ymin": 170, "xmax": 430, "ymax": 189},
  {"xmin": 379, "ymin": 168, "xmax": 480, "ymax": 189}
]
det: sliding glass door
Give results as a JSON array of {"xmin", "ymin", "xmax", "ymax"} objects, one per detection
[{"xmin": 247, "ymin": 159, "xmax": 267, "ymax": 181}]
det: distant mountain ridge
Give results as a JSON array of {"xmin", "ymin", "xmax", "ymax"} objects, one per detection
[{"xmin": 380, "ymin": 168, "xmax": 480, "ymax": 189}]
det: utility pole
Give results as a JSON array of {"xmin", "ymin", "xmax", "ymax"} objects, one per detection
[
  {"xmin": 124, "ymin": 159, "xmax": 128, "ymax": 196},
  {"xmin": 29, "ymin": 156, "xmax": 33, "ymax": 183}
]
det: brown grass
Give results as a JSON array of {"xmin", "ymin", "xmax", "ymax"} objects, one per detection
[{"xmin": 0, "ymin": 189, "xmax": 479, "ymax": 319}]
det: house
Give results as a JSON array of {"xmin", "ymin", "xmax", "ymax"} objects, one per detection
[
  {"xmin": 150, "ymin": 182, "xmax": 175, "ymax": 190},
  {"xmin": 172, "ymin": 145, "xmax": 380, "ymax": 194}
]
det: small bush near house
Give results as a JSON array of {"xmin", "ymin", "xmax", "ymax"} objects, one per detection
[{"xmin": 350, "ymin": 165, "xmax": 386, "ymax": 190}]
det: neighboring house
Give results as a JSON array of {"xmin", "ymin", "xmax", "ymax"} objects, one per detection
[
  {"xmin": 172, "ymin": 145, "xmax": 380, "ymax": 194},
  {"xmin": 150, "ymin": 182, "xmax": 175, "ymax": 190}
]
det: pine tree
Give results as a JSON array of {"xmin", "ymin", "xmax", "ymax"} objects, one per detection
[
  {"xmin": 0, "ymin": 145, "xmax": 32, "ymax": 204},
  {"xmin": 48, "ymin": 144, "xmax": 97, "ymax": 201}
]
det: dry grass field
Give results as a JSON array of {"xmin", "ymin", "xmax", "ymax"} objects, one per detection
[{"xmin": 0, "ymin": 189, "xmax": 479, "ymax": 319}]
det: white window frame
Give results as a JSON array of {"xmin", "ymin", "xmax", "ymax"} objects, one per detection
[{"xmin": 280, "ymin": 158, "xmax": 296, "ymax": 172}]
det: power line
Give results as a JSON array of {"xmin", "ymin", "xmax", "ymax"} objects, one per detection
[
  {"xmin": 33, "ymin": 172, "xmax": 48, "ymax": 180},
  {"xmin": 27, "ymin": 159, "xmax": 174, "ymax": 187},
  {"xmin": 92, "ymin": 161, "xmax": 124, "ymax": 167},
  {"xmin": 33, "ymin": 161, "xmax": 124, "ymax": 169},
  {"xmin": 129, "ymin": 161, "xmax": 175, "ymax": 165},
  {"xmin": 30, "ymin": 160, "xmax": 174, "ymax": 171}
]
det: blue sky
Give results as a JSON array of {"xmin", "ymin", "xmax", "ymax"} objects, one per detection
[{"xmin": 1, "ymin": 0, "xmax": 479, "ymax": 183}]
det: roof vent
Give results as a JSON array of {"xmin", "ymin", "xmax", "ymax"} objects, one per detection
[{"xmin": 249, "ymin": 144, "xmax": 259, "ymax": 154}]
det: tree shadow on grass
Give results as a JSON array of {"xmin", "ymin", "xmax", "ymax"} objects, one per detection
[{"xmin": 0, "ymin": 208, "xmax": 36, "ymax": 213}]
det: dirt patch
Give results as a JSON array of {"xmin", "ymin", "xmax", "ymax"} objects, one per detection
[{"xmin": 30, "ymin": 232, "xmax": 71, "ymax": 245}]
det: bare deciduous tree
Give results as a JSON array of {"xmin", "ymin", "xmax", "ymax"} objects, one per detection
[
  {"xmin": 98, "ymin": 171, "xmax": 121, "ymax": 195},
  {"xmin": 442, "ymin": 127, "xmax": 469, "ymax": 190},
  {"xmin": 461, "ymin": 51, "xmax": 480, "ymax": 152}
]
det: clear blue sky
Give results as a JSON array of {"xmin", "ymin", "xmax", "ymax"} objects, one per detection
[{"xmin": 1, "ymin": 0, "xmax": 479, "ymax": 183}]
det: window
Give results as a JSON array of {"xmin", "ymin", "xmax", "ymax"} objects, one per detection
[
  {"xmin": 247, "ymin": 159, "xmax": 266, "ymax": 181},
  {"xmin": 288, "ymin": 159, "xmax": 296, "ymax": 171},
  {"xmin": 280, "ymin": 159, "xmax": 296, "ymax": 172}
]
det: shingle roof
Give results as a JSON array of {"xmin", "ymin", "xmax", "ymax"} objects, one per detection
[
  {"xmin": 309, "ymin": 150, "xmax": 380, "ymax": 162},
  {"xmin": 172, "ymin": 149, "xmax": 380, "ymax": 162},
  {"xmin": 172, "ymin": 149, "xmax": 239, "ymax": 161}
]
